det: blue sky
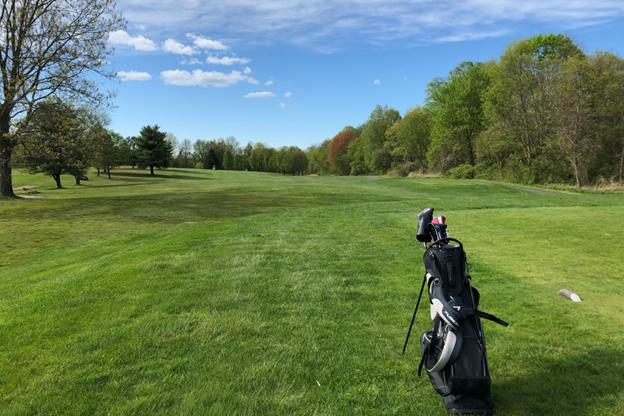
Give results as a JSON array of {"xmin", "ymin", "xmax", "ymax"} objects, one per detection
[{"xmin": 106, "ymin": 0, "xmax": 624, "ymax": 149}]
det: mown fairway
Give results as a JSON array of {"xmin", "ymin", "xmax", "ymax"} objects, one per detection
[{"xmin": 1, "ymin": 168, "xmax": 623, "ymax": 415}]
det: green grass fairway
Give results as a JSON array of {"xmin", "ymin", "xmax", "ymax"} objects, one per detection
[{"xmin": 1, "ymin": 168, "xmax": 623, "ymax": 415}]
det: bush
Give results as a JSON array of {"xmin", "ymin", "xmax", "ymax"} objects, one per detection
[{"xmin": 446, "ymin": 164, "xmax": 475, "ymax": 179}]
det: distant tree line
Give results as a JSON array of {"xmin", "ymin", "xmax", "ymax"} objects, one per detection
[{"xmin": 309, "ymin": 34, "xmax": 624, "ymax": 187}]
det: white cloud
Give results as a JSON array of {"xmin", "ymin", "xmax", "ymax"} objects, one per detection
[
  {"xmin": 115, "ymin": 1, "xmax": 624, "ymax": 49},
  {"xmin": 180, "ymin": 58, "xmax": 203, "ymax": 65},
  {"xmin": 117, "ymin": 71, "xmax": 152, "ymax": 81},
  {"xmin": 187, "ymin": 33, "xmax": 229, "ymax": 50},
  {"xmin": 244, "ymin": 67, "xmax": 252, "ymax": 74},
  {"xmin": 284, "ymin": 92, "xmax": 293, "ymax": 98},
  {"xmin": 108, "ymin": 30, "xmax": 157, "ymax": 51},
  {"xmin": 163, "ymin": 39, "xmax": 199, "ymax": 55},
  {"xmin": 206, "ymin": 55, "xmax": 251, "ymax": 65},
  {"xmin": 161, "ymin": 69, "xmax": 257, "ymax": 87},
  {"xmin": 373, "ymin": 79, "xmax": 381, "ymax": 85},
  {"xmin": 244, "ymin": 91, "xmax": 277, "ymax": 98},
  {"xmin": 279, "ymin": 102, "xmax": 286, "ymax": 108},
  {"xmin": 247, "ymin": 77, "xmax": 260, "ymax": 85},
  {"xmin": 264, "ymin": 80, "xmax": 274, "ymax": 86}
]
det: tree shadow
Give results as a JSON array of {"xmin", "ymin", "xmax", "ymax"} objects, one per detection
[
  {"xmin": 114, "ymin": 171, "xmax": 211, "ymax": 181},
  {"xmin": 493, "ymin": 347, "xmax": 624, "ymax": 414}
]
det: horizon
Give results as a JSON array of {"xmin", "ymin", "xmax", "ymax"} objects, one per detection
[{"xmin": 107, "ymin": 1, "xmax": 624, "ymax": 149}]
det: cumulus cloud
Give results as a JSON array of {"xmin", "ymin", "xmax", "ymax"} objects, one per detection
[
  {"xmin": 279, "ymin": 102, "xmax": 286, "ymax": 108},
  {"xmin": 117, "ymin": 71, "xmax": 152, "ymax": 81},
  {"xmin": 373, "ymin": 79, "xmax": 381, "ymax": 85},
  {"xmin": 244, "ymin": 67, "xmax": 252, "ymax": 74},
  {"xmin": 264, "ymin": 80, "xmax": 274, "ymax": 86},
  {"xmin": 108, "ymin": 30, "xmax": 157, "ymax": 51},
  {"xmin": 244, "ymin": 91, "xmax": 277, "ymax": 98},
  {"xmin": 187, "ymin": 33, "xmax": 229, "ymax": 50},
  {"xmin": 247, "ymin": 77, "xmax": 260, "ymax": 85},
  {"xmin": 164, "ymin": 39, "xmax": 199, "ymax": 55},
  {"xmin": 161, "ymin": 69, "xmax": 257, "ymax": 87},
  {"xmin": 284, "ymin": 92, "xmax": 293, "ymax": 98},
  {"xmin": 206, "ymin": 55, "xmax": 251, "ymax": 65}
]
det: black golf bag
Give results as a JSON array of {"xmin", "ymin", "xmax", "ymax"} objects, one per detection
[{"xmin": 403, "ymin": 208, "xmax": 508, "ymax": 415}]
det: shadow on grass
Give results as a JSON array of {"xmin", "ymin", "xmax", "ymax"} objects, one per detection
[
  {"xmin": 116, "ymin": 171, "xmax": 211, "ymax": 181},
  {"xmin": 494, "ymin": 348, "xmax": 624, "ymax": 414}
]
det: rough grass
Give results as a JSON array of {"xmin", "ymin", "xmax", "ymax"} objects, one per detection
[{"xmin": 1, "ymin": 168, "xmax": 623, "ymax": 415}]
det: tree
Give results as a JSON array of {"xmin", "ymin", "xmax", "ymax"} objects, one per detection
[
  {"xmin": 554, "ymin": 51, "xmax": 624, "ymax": 187},
  {"xmin": 18, "ymin": 99, "xmax": 88, "ymax": 188},
  {"xmin": 0, "ymin": 0, "xmax": 125, "ymax": 197},
  {"xmin": 136, "ymin": 125, "xmax": 173, "ymax": 175},
  {"xmin": 483, "ymin": 35, "xmax": 583, "ymax": 183},
  {"xmin": 358, "ymin": 106, "xmax": 401, "ymax": 173},
  {"xmin": 91, "ymin": 128, "xmax": 124, "ymax": 179},
  {"xmin": 126, "ymin": 136, "xmax": 139, "ymax": 168},
  {"xmin": 426, "ymin": 62, "xmax": 490, "ymax": 172},
  {"xmin": 385, "ymin": 107, "xmax": 432, "ymax": 173},
  {"xmin": 329, "ymin": 129, "xmax": 357, "ymax": 175},
  {"xmin": 179, "ymin": 138, "xmax": 193, "ymax": 168},
  {"xmin": 307, "ymin": 139, "xmax": 331, "ymax": 175}
]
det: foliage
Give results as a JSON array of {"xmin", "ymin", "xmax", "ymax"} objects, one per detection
[
  {"xmin": 307, "ymin": 140, "xmax": 331, "ymax": 175},
  {"xmin": 136, "ymin": 125, "xmax": 174, "ymax": 175},
  {"xmin": 329, "ymin": 129, "xmax": 357, "ymax": 175},
  {"xmin": 426, "ymin": 62, "xmax": 490, "ymax": 171},
  {"xmin": 17, "ymin": 99, "xmax": 88, "ymax": 188}
]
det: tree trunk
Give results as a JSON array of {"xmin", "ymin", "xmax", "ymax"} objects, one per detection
[
  {"xmin": 75, "ymin": 176, "xmax": 81, "ymax": 185},
  {"xmin": 150, "ymin": 166, "xmax": 154, "ymax": 176},
  {"xmin": 52, "ymin": 173, "xmax": 63, "ymax": 189},
  {"xmin": 96, "ymin": 168, "xmax": 100, "ymax": 176},
  {"xmin": 0, "ymin": 114, "xmax": 16, "ymax": 197},
  {"xmin": 572, "ymin": 155, "xmax": 582, "ymax": 188},
  {"xmin": 620, "ymin": 151, "xmax": 624, "ymax": 183},
  {"xmin": 107, "ymin": 169, "xmax": 111, "ymax": 179}
]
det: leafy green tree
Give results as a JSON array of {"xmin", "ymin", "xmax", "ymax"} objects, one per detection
[
  {"xmin": 483, "ymin": 35, "xmax": 583, "ymax": 183},
  {"xmin": 250, "ymin": 143, "xmax": 268, "ymax": 171},
  {"xmin": 0, "ymin": 0, "xmax": 125, "ymax": 197},
  {"xmin": 137, "ymin": 125, "xmax": 173, "ymax": 176},
  {"xmin": 426, "ymin": 62, "xmax": 490, "ymax": 172},
  {"xmin": 307, "ymin": 139, "xmax": 331, "ymax": 175},
  {"xmin": 357, "ymin": 105, "xmax": 401, "ymax": 173},
  {"xmin": 385, "ymin": 107, "xmax": 432, "ymax": 172},
  {"xmin": 19, "ymin": 99, "xmax": 88, "ymax": 188},
  {"xmin": 91, "ymin": 128, "xmax": 125, "ymax": 179},
  {"xmin": 126, "ymin": 136, "xmax": 139, "ymax": 168},
  {"xmin": 223, "ymin": 150, "xmax": 233, "ymax": 170}
]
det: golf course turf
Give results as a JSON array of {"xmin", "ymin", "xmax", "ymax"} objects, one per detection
[{"xmin": 1, "ymin": 168, "xmax": 623, "ymax": 415}]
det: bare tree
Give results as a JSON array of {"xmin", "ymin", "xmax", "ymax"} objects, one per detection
[{"xmin": 0, "ymin": 0, "xmax": 125, "ymax": 197}]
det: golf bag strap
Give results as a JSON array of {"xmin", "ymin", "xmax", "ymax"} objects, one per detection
[{"xmin": 474, "ymin": 310, "xmax": 509, "ymax": 327}]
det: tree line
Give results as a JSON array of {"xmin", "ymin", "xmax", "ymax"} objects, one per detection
[{"xmin": 309, "ymin": 34, "xmax": 624, "ymax": 187}]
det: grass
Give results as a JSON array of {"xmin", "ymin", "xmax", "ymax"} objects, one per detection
[{"xmin": 1, "ymin": 167, "xmax": 623, "ymax": 415}]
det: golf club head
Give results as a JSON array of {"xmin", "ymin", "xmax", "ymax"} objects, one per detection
[{"xmin": 417, "ymin": 207, "xmax": 435, "ymax": 243}]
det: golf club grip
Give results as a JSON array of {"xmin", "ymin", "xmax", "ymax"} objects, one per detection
[{"xmin": 427, "ymin": 237, "xmax": 463, "ymax": 248}]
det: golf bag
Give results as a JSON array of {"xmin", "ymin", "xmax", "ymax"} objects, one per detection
[{"xmin": 403, "ymin": 208, "xmax": 508, "ymax": 415}]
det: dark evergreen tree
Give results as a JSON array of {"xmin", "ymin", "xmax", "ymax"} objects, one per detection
[{"xmin": 136, "ymin": 125, "xmax": 173, "ymax": 176}]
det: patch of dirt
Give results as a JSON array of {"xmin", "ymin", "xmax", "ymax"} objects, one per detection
[
  {"xmin": 18, "ymin": 195, "xmax": 43, "ymax": 199},
  {"xmin": 368, "ymin": 176, "xmax": 382, "ymax": 180},
  {"xmin": 13, "ymin": 185, "xmax": 39, "ymax": 191},
  {"xmin": 506, "ymin": 185, "xmax": 560, "ymax": 196}
]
